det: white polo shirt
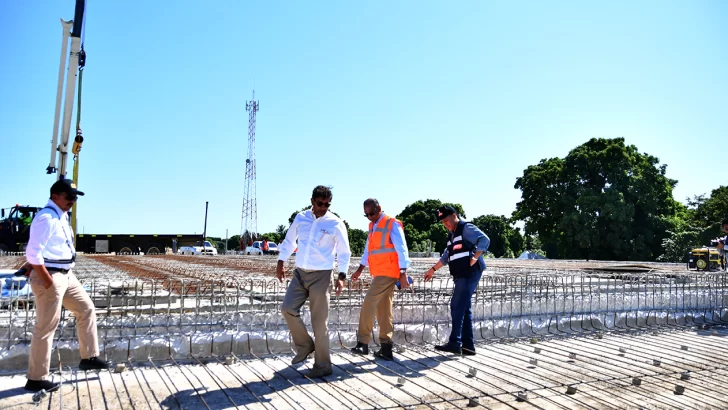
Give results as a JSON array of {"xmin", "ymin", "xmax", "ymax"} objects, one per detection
[{"xmin": 25, "ymin": 200, "xmax": 76, "ymax": 269}]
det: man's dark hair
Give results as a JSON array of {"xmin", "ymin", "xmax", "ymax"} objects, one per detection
[
  {"xmin": 722, "ymin": 218, "xmax": 728, "ymax": 226},
  {"xmin": 312, "ymin": 185, "xmax": 332, "ymax": 200},
  {"xmin": 363, "ymin": 198, "xmax": 379, "ymax": 208}
]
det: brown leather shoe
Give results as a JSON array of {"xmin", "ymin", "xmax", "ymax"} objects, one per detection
[
  {"xmin": 305, "ymin": 367, "xmax": 332, "ymax": 378},
  {"xmin": 291, "ymin": 346, "xmax": 314, "ymax": 364}
]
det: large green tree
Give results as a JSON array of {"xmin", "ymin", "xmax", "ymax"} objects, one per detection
[
  {"xmin": 471, "ymin": 215, "xmax": 524, "ymax": 258},
  {"xmin": 513, "ymin": 137, "xmax": 679, "ymax": 260},
  {"xmin": 396, "ymin": 199, "xmax": 466, "ymax": 252}
]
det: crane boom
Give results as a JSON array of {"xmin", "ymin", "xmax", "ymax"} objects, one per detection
[{"xmin": 47, "ymin": 0, "xmax": 85, "ymax": 179}]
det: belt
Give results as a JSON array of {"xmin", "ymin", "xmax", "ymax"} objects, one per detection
[{"xmin": 47, "ymin": 267, "xmax": 70, "ymax": 274}]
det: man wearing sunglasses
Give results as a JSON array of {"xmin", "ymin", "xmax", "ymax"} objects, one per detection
[
  {"xmin": 277, "ymin": 185, "xmax": 352, "ymax": 378},
  {"xmin": 350, "ymin": 198, "xmax": 411, "ymax": 361},
  {"xmin": 24, "ymin": 179, "xmax": 109, "ymax": 393}
]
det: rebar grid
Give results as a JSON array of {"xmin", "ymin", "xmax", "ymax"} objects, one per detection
[{"xmin": 1, "ymin": 255, "xmax": 726, "ymax": 352}]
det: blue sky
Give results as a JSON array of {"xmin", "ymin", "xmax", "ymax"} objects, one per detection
[{"xmin": 2, "ymin": 1, "xmax": 726, "ymax": 239}]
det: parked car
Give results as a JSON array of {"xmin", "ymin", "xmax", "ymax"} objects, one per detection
[
  {"xmin": 244, "ymin": 241, "xmax": 279, "ymax": 255},
  {"xmin": 179, "ymin": 241, "xmax": 218, "ymax": 256}
]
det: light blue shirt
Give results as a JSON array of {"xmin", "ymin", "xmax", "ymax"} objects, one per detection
[
  {"xmin": 439, "ymin": 221, "xmax": 490, "ymax": 265},
  {"xmin": 360, "ymin": 213, "xmax": 412, "ymax": 269}
]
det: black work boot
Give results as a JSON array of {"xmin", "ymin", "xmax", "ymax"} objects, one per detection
[
  {"xmin": 24, "ymin": 379, "xmax": 61, "ymax": 392},
  {"xmin": 79, "ymin": 357, "xmax": 111, "ymax": 371},
  {"xmin": 373, "ymin": 342, "xmax": 394, "ymax": 361},
  {"xmin": 435, "ymin": 343, "xmax": 462, "ymax": 355},
  {"xmin": 351, "ymin": 342, "xmax": 369, "ymax": 355}
]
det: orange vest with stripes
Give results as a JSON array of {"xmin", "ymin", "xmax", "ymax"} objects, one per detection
[{"xmin": 367, "ymin": 215, "xmax": 403, "ymax": 278}]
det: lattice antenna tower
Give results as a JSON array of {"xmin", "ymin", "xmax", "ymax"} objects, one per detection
[{"xmin": 240, "ymin": 91, "xmax": 259, "ymax": 248}]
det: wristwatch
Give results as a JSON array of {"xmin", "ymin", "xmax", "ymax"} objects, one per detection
[
  {"xmin": 338, "ymin": 272, "xmax": 347, "ymax": 281},
  {"xmin": 400, "ymin": 269, "xmax": 407, "ymax": 274}
]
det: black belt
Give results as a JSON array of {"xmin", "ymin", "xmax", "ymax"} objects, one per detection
[{"xmin": 47, "ymin": 267, "xmax": 70, "ymax": 274}]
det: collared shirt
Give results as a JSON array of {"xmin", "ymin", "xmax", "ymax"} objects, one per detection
[
  {"xmin": 26, "ymin": 200, "xmax": 76, "ymax": 269},
  {"xmin": 278, "ymin": 209, "xmax": 352, "ymax": 273},
  {"xmin": 360, "ymin": 213, "xmax": 412, "ymax": 269},
  {"xmin": 439, "ymin": 222, "xmax": 490, "ymax": 265}
]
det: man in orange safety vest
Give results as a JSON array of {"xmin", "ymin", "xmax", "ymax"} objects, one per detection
[{"xmin": 350, "ymin": 198, "xmax": 411, "ymax": 360}]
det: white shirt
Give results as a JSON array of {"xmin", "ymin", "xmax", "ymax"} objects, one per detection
[
  {"xmin": 278, "ymin": 209, "xmax": 352, "ymax": 273},
  {"xmin": 25, "ymin": 200, "xmax": 76, "ymax": 269}
]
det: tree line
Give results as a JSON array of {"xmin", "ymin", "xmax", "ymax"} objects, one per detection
[{"xmin": 210, "ymin": 138, "xmax": 726, "ymax": 262}]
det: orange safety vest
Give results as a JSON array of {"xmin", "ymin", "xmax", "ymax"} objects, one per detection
[
  {"xmin": 262, "ymin": 241, "xmax": 269, "ymax": 251},
  {"xmin": 367, "ymin": 215, "xmax": 402, "ymax": 278}
]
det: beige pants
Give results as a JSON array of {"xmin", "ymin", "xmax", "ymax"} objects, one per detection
[
  {"xmin": 281, "ymin": 268, "xmax": 332, "ymax": 371},
  {"xmin": 357, "ymin": 276, "xmax": 398, "ymax": 345},
  {"xmin": 27, "ymin": 270, "xmax": 99, "ymax": 380}
]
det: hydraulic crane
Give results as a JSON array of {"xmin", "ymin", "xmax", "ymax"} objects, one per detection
[{"xmin": 46, "ymin": 0, "xmax": 86, "ymax": 238}]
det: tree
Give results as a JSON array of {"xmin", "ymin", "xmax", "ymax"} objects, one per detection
[
  {"xmin": 471, "ymin": 214, "xmax": 524, "ymax": 258},
  {"xmin": 348, "ymin": 228, "xmax": 367, "ymax": 257},
  {"xmin": 276, "ymin": 224, "xmax": 287, "ymax": 241},
  {"xmin": 513, "ymin": 137, "xmax": 679, "ymax": 261},
  {"xmin": 396, "ymin": 199, "xmax": 466, "ymax": 251}
]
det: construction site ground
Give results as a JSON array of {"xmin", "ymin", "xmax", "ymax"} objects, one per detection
[
  {"xmin": 1, "ymin": 326, "xmax": 727, "ymax": 409},
  {"xmin": 0, "ymin": 255, "xmax": 726, "ymax": 409}
]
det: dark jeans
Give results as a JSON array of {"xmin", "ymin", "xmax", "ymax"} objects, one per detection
[{"xmin": 448, "ymin": 270, "xmax": 482, "ymax": 349}]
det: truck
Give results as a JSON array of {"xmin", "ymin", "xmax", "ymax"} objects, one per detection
[{"xmin": 1, "ymin": 204, "xmax": 203, "ymax": 255}]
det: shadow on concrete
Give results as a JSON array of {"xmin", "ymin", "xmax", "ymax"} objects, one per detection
[{"xmin": 158, "ymin": 354, "xmax": 444, "ymax": 409}]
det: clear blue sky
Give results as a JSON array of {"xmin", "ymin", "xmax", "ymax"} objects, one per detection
[{"xmin": 2, "ymin": 1, "xmax": 726, "ymax": 239}]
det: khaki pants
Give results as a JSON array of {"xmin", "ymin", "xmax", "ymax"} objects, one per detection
[
  {"xmin": 357, "ymin": 276, "xmax": 398, "ymax": 345},
  {"xmin": 27, "ymin": 270, "xmax": 99, "ymax": 380},
  {"xmin": 281, "ymin": 268, "xmax": 332, "ymax": 371}
]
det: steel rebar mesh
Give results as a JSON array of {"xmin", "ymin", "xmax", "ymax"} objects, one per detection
[{"xmin": 1, "ymin": 254, "xmax": 726, "ymax": 350}]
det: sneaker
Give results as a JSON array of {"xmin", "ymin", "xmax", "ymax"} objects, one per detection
[
  {"xmin": 305, "ymin": 367, "xmax": 333, "ymax": 378},
  {"xmin": 291, "ymin": 346, "xmax": 315, "ymax": 364},
  {"xmin": 24, "ymin": 379, "xmax": 61, "ymax": 393},
  {"xmin": 79, "ymin": 357, "xmax": 111, "ymax": 371},
  {"xmin": 350, "ymin": 342, "xmax": 369, "ymax": 355},
  {"xmin": 434, "ymin": 344, "xmax": 462, "ymax": 354}
]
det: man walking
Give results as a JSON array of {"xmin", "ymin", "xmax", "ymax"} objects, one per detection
[
  {"xmin": 424, "ymin": 205, "xmax": 489, "ymax": 356},
  {"xmin": 350, "ymin": 198, "xmax": 411, "ymax": 360},
  {"xmin": 25, "ymin": 179, "xmax": 109, "ymax": 393},
  {"xmin": 277, "ymin": 185, "xmax": 352, "ymax": 378}
]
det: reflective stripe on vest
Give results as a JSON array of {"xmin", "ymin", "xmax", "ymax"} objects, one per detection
[{"xmin": 367, "ymin": 216, "xmax": 401, "ymax": 278}]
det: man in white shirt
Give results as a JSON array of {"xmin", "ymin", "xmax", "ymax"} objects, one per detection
[
  {"xmin": 24, "ymin": 179, "xmax": 109, "ymax": 393},
  {"xmin": 277, "ymin": 185, "xmax": 352, "ymax": 378}
]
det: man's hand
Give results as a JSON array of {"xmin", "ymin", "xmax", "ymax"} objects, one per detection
[
  {"xmin": 718, "ymin": 242, "xmax": 725, "ymax": 250},
  {"xmin": 276, "ymin": 261, "xmax": 285, "ymax": 283},
  {"xmin": 44, "ymin": 278, "xmax": 54, "ymax": 290},
  {"xmin": 351, "ymin": 265, "xmax": 365, "ymax": 281},
  {"xmin": 424, "ymin": 269, "xmax": 434, "ymax": 282},
  {"xmin": 334, "ymin": 279, "xmax": 345, "ymax": 296},
  {"xmin": 469, "ymin": 257, "xmax": 477, "ymax": 266},
  {"xmin": 399, "ymin": 273, "xmax": 411, "ymax": 290}
]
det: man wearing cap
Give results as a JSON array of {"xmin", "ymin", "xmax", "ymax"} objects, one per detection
[
  {"xmin": 277, "ymin": 185, "xmax": 352, "ymax": 378},
  {"xmin": 24, "ymin": 179, "xmax": 109, "ymax": 393},
  {"xmin": 424, "ymin": 205, "xmax": 490, "ymax": 356},
  {"xmin": 350, "ymin": 198, "xmax": 411, "ymax": 361}
]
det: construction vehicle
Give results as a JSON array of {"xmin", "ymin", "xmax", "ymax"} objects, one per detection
[
  {"xmin": 687, "ymin": 239, "xmax": 726, "ymax": 271},
  {"xmin": 1, "ymin": 204, "xmax": 203, "ymax": 255},
  {"xmin": 0, "ymin": 206, "xmax": 43, "ymax": 252}
]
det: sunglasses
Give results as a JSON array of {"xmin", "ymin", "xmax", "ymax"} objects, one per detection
[
  {"xmin": 63, "ymin": 194, "xmax": 78, "ymax": 201},
  {"xmin": 364, "ymin": 211, "xmax": 377, "ymax": 217},
  {"xmin": 314, "ymin": 200, "xmax": 331, "ymax": 208}
]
